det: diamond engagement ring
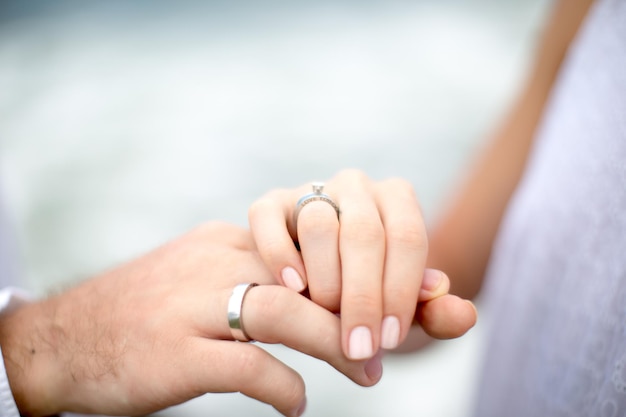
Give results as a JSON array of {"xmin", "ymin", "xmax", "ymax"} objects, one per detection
[{"xmin": 293, "ymin": 182, "xmax": 340, "ymax": 228}]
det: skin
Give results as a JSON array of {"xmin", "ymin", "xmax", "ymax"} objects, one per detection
[
  {"xmin": 0, "ymin": 221, "xmax": 472, "ymax": 417},
  {"xmin": 0, "ymin": 223, "xmax": 373, "ymax": 417},
  {"xmin": 249, "ymin": 0, "xmax": 594, "ymax": 357},
  {"xmin": 1, "ymin": 1, "xmax": 592, "ymax": 413},
  {"xmin": 405, "ymin": 0, "xmax": 595, "ymax": 350},
  {"xmin": 0, "ymin": 64, "xmax": 499, "ymax": 417},
  {"xmin": 427, "ymin": 0, "xmax": 595, "ymax": 301},
  {"xmin": 249, "ymin": 170, "xmax": 477, "ymax": 361}
]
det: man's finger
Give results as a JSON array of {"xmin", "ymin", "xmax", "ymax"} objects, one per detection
[
  {"xmin": 244, "ymin": 285, "xmax": 383, "ymax": 386},
  {"xmin": 185, "ymin": 338, "xmax": 307, "ymax": 417}
]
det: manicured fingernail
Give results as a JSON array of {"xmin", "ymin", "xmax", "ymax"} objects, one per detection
[
  {"xmin": 292, "ymin": 397, "xmax": 307, "ymax": 417},
  {"xmin": 349, "ymin": 326, "xmax": 373, "ymax": 360},
  {"xmin": 380, "ymin": 315, "xmax": 400, "ymax": 350},
  {"xmin": 281, "ymin": 267, "xmax": 305, "ymax": 292},
  {"xmin": 422, "ymin": 269, "xmax": 443, "ymax": 291},
  {"xmin": 364, "ymin": 349, "xmax": 384, "ymax": 381}
]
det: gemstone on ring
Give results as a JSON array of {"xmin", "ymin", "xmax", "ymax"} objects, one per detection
[
  {"xmin": 293, "ymin": 182, "xmax": 340, "ymax": 228},
  {"xmin": 311, "ymin": 182, "xmax": 324, "ymax": 194}
]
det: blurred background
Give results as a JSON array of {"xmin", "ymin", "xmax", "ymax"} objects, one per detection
[{"xmin": 0, "ymin": 0, "xmax": 551, "ymax": 415}]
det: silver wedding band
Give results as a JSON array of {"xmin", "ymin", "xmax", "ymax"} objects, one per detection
[
  {"xmin": 228, "ymin": 283, "xmax": 258, "ymax": 342},
  {"xmin": 293, "ymin": 182, "xmax": 340, "ymax": 228}
]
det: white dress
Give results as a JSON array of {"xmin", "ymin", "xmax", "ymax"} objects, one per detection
[{"xmin": 474, "ymin": 0, "xmax": 626, "ymax": 415}]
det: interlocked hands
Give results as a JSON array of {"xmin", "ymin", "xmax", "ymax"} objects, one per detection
[{"xmin": 0, "ymin": 170, "xmax": 476, "ymax": 417}]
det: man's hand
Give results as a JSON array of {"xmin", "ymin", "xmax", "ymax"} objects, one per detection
[{"xmin": 0, "ymin": 222, "xmax": 383, "ymax": 417}]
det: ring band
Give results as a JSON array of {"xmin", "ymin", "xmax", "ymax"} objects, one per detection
[
  {"xmin": 228, "ymin": 283, "xmax": 259, "ymax": 342},
  {"xmin": 293, "ymin": 182, "xmax": 340, "ymax": 227}
]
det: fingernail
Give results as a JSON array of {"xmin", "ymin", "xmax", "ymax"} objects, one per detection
[
  {"xmin": 349, "ymin": 326, "xmax": 373, "ymax": 360},
  {"xmin": 292, "ymin": 397, "xmax": 307, "ymax": 417},
  {"xmin": 380, "ymin": 315, "xmax": 400, "ymax": 350},
  {"xmin": 364, "ymin": 349, "xmax": 384, "ymax": 381},
  {"xmin": 281, "ymin": 267, "xmax": 305, "ymax": 292},
  {"xmin": 422, "ymin": 269, "xmax": 443, "ymax": 291}
]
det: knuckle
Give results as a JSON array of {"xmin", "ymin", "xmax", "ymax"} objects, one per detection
[
  {"xmin": 384, "ymin": 176, "xmax": 415, "ymax": 194},
  {"xmin": 195, "ymin": 220, "xmax": 236, "ymax": 237},
  {"xmin": 248, "ymin": 196, "xmax": 278, "ymax": 221},
  {"xmin": 337, "ymin": 168, "xmax": 368, "ymax": 180},
  {"xmin": 192, "ymin": 221, "xmax": 250, "ymax": 250},
  {"xmin": 335, "ymin": 169, "xmax": 370, "ymax": 187},
  {"xmin": 387, "ymin": 223, "xmax": 428, "ymax": 252},
  {"xmin": 378, "ymin": 177, "xmax": 422, "ymax": 212},
  {"xmin": 341, "ymin": 218, "xmax": 384, "ymax": 246},
  {"xmin": 348, "ymin": 291, "xmax": 381, "ymax": 315}
]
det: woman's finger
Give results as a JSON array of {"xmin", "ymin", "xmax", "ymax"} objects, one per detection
[
  {"xmin": 296, "ymin": 198, "xmax": 342, "ymax": 311},
  {"xmin": 332, "ymin": 170, "xmax": 386, "ymax": 360},
  {"xmin": 249, "ymin": 190, "xmax": 308, "ymax": 292},
  {"xmin": 373, "ymin": 178, "xmax": 427, "ymax": 350}
]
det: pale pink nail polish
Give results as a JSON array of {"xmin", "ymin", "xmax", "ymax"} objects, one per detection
[
  {"xmin": 281, "ymin": 267, "xmax": 305, "ymax": 292},
  {"xmin": 381, "ymin": 316, "xmax": 400, "ymax": 350},
  {"xmin": 349, "ymin": 326, "xmax": 373, "ymax": 360}
]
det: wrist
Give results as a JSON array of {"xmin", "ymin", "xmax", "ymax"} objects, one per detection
[{"xmin": 0, "ymin": 299, "xmax": 63, "ymax": 416}]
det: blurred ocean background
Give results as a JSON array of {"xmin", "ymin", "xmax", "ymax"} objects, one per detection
[{"xmin": 0, "ymin": 1, "xmax": 551, "ymax": 416}]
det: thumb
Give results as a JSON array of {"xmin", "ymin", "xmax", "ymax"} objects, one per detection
[
  {"xmin": 416, "ymin": 295, "xmax": 477, "ymax": 339},
  {"xmin": 418, "ymin": 268, "xmax": 451, "ymax": 302}
]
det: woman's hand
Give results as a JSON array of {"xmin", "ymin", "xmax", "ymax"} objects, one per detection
[
  {"xmin": 249, "ymin": 170, "xmax": 477, "ymax": 360},
  {"xmin": 0, "ymin": 222, "xmax": 382, "ymax": 417}
]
